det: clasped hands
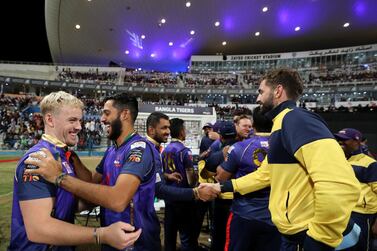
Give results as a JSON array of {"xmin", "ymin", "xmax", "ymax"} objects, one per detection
[{"xmin": 195, "ymin": 183, "xmax": 221, "ymax": 201}]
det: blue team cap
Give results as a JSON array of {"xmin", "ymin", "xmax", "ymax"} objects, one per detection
[
  {"xmin": 212, "ymin": 121, "xmax": 224, "ymax": 133},
  {"xmin": 219, "ymin": 121, "xmax": 237, "ymax": 137},
  {"xmin": 202, "ymin": 123, "xmax": 213, "ymax": 129},
  {"xmin": 334, "ymin": 128, "xmax": 362, "ymax": 141}
]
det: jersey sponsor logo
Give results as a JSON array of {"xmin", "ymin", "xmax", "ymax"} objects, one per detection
[
  {"xmin": 62, "ymin": 161, "xmax": 73, "ymax": 174},
  {"xmin": 22, "ymin": 173, "xmax": 40, "ymax": 182},
  {"xmin": 260, "ymin": 141, "xmax": 269, "ymax": 148},
  {"xmin": 128, "ymin": 148, "xmax": 144, "ymax": 163},
  {"xmin": 155, "ymin": 172, "xmax": 162, "ymax": 183},
  {"xmin": 130, "ymin": 141, "xmax": 146, "ymax": 149},
  {"xmin": 25, "ymin": 163, "xmax": 39, "ymax": 170},
  {"xmin": 129, "ymin": 155, "xmax": 141, "ymax": 162},
  {"xmin": 114, "ymin": 159, "xmax": 122, "ymax": 168}
]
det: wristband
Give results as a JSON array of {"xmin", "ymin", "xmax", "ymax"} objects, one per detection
[
  {"xmin": 220, "ymin": 181, "xmax": 234, "ymax": 193},
  {"xmin": 55, "ymin": 173, "xmax": 67, "ymax": 187}
]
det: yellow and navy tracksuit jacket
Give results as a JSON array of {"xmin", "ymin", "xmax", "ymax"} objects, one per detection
[
  {"xmin": 224, "ymin": 100, "xmax": 360, "ymax": 247},
  {"xmin": 348, "ymin": 150, "xmax": 377, "ymax": 214}
]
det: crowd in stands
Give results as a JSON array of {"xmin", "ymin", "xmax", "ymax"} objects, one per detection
[
  {"xmin": 56, "ymin": 67, "xmax": 118, "ymax": 84},
  {"xmin": 0, "ymin": 95, "xmax": 43, "ymax": 150},
  {"xmin": 51, "ymin": 63, "xmax": 377, "ymax": 90},
  {"xmin": 124, "ymin": 71, "xmax": 178, "ymax": 87},
  {"xmin": 308, "ymin": 66, "xmax": 377, "ymax": 85},
  {"xmin": 1, "ymin": 94, "xmax": 376, "ymax": 150},
  {"xmin": 0, "ymin": 95, "xmax": 105, "ymax": 151}
]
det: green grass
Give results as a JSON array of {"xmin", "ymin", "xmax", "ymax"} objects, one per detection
[
  {"xmin": 0, "ymin": 157, "xmax": 19, "ymax": 251},
  {"xmin": 0, "ymin": 156, "xmax": 101, "ymax": 251}
]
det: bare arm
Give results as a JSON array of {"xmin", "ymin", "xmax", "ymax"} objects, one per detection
[
  {"xmin": 184, "ymin": 150, "xmax": 198, "ymax": 187},
  {"xmin": 70, "ymin": 151, "xmax": 93, "ymax": 183},
  {"xmin": 58, "ymin": 174, "xmax": 140, "ymax": 213},
  {"xmin": 20, "ymin": 197, "xmax": 141, "ymax": 249},
  {"xmin": 186, "ymin": 168, "xmax": 197, "ymax": 187},
  {"xmin": 25, "ymin": 148, "xmax": 141, "ymax": 212}
]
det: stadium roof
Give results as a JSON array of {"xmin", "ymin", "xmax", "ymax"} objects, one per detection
[{"xmin": 46, "ymin": 0, "xmax": 377, "ymax": 72}]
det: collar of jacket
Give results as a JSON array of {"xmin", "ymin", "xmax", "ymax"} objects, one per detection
[{"xmin": 266, "ymin": 100, "xmax": 297, "ymax": 120}]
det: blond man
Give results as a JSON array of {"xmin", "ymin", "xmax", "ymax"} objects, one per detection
[{"xmin": 9, "ymin": 91, "xmax": 140, "ymax": 250}]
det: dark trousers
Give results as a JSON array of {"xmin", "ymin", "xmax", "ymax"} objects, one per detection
[
  {"xmin": 210, "ymin": 199, "xmax": 232, "ymax": 251},
  {"xmin": 225, "ymin": 212, "xmax": 281, "ymax": 251},
  {"xmin": 280, "ymin": 231, "xmax": 333, "ymax": 251},
  {"xmin": 341, "ymin": 212, "xmax": 376, "ymax": 251},
  {"xmin": 280, "ymin": 217, "xmax": 363, "ymax": 251},
  {"xmin": 193, "ymin": 200, "xmax": 211, "ymax": 241},
  {"xmin": 280, "ymin": 231, "xmax": 306, "ymax": 251},
  {"xmin": 164, "ymin": 201, "xmax": 198, "ymax": 251}
]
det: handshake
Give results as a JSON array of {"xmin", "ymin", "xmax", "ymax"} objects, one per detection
[{"xmin": 194, "ymin": 183, "xmax": 221, "ymax": 201}]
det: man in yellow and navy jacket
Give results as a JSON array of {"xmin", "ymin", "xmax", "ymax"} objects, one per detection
[
  {"xmin": 203, "ymin": 68, "xmax": 361, "ymax": 250},
  {"xmin": 335, "ymin": 128, "xmax": 377, "ymax": 251}
]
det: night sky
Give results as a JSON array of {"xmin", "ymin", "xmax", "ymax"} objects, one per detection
[{"xmin": 0, "ymin": 1, "xmax": 52, "ymax": 63}]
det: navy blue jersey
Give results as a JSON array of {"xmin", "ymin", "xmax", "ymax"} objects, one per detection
[
  {"xmin": 96, "ymin": 133, "xmax": 160, "ymax": 251},
  {"xmin": 220, "ymin": 134, "xmax": 273, "ymax": 224},
  {"xmin": 146, "ymin": 137, "xmax": 194, "ymax": 202},
  {"xmin": 9, "ymin": 138, "xmax": 76, "ymax": 251},
  {"xmin": 209, "ymin": 139, "xmax": 222, "ymax": 152},
  {"xmin": 199, "ymin": 136, "xmax": 214, "ymax": 154},
  {"xmin": 162, "ymin": 140, "xmax": 193, "ymax": 188},
  {"xmin": 204, "ymin": 139, "xmax": 225, "ymax": 172}
]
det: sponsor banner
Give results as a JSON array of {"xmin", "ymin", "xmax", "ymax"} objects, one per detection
[
  {"xmin": 304, "ymin": 102, "xmax": 317, "ymax": 108},
  {"xmin": 50, "ymin": 81, "xmax": 63, "ymax": 87},
  {"xmin": 117, "ymin": 86, "xmax": 130, "ymax": 91},
  {"xmin": 31, "ymin": 79, "xmax": 47, "ymax": 86},
  {"xmin": 68, "ymin": 83, "xmax": 83, "ymax": 88},
  {"xmin": 12, "ymin": 78, "xmax": 25, "ymax": 84},
  {"xmin": 84, "ymin": 83, "xmax": 97, "ymax": 89},
  {"xmin": 335, "ymin": 101, "xmax": 377, "ymax": 108},
  {"xmin": 101, "ymin": 85, "xmax": 115, "ymax": 90}
]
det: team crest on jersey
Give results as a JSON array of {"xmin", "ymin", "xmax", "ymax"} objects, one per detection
[
  {"xmin": 62, "ymin": 161, "xmax": 73, "ymax": 174},
  {"xmin": 252, "ymin": 148, "xmax": 268, "ymax": 167}
]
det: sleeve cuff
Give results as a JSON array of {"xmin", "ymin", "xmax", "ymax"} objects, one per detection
[{"xmin": 220, "ymin": 180, "xmax": 234, "ymax": 193}]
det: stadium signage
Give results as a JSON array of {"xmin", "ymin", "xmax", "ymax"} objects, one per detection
[
  {"xmin": 230, "ymin": 54, "xmax": 281, "ymax": 61},
  {"xmin": 139, "ymin": 104, "xmax": 213, "ymax": 115}
]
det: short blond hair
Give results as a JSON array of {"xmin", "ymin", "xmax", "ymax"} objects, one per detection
[{"xmin": 40, "ymin": 91, "xmax": 84, "ymax": 116}]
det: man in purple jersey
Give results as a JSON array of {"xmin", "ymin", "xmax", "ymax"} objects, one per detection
[
  {"xmin": 10, "ymin": 91, "xmax": 139, "ymax": 251},
  {"xmin": 162, "ymin": 118, "xmax": 198, "ymax": 251},
  {"xmin": 25, "ymin": 93, "xmax": 158, "ymax": 251}
]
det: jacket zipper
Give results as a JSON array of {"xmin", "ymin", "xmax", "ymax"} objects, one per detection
[{"xmin": 285, "ymin": 191, "xmax": 291, "ymax": 223}]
